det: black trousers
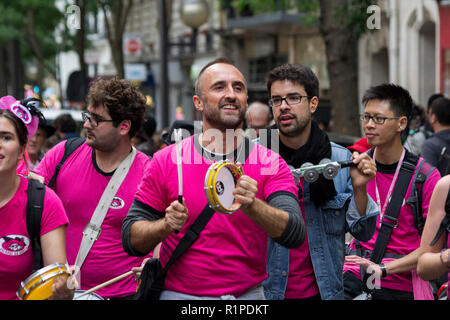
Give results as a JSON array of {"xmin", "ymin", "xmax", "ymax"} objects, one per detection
[{"xmin": 343, "ymin": 271, "xmax": 414, "ymax": 300}]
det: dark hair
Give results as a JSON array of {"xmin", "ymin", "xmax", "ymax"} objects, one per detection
[
  {"xmin": 0, "ymin": 109, "xmax": 28, "ymax": 146},
  {"xmin": 194, "ymin": 57, "xmax": 237, "ymax": 97},
  {"xmin": 87, "ymin": 77, "xmax": 146, "ymax": 138},
  {"xmin": 54, "ymin": 114, "xmax": 77, "ymax": 133},
  {"xmin": 427, "ymin": 93, "xmax": 444, "ymax": 109},
  {"xmin": 143, "ymin": 114, "xmax": 156, "ymax": 137},
  {"xmin": 266, "ymin": 64, "xmax": 319, "ymax": 98},
  {"xmin": 362, "ymin": 83, "xmax": 413, "ymax": 119},
  {"xmin": 430, "ymin": 97, "xmax": 450, "ymax": 126}
]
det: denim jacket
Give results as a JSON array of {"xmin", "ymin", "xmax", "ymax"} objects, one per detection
[{"xmin": 263, "ymin": 142, "xmax": 379, "ymax": 300}]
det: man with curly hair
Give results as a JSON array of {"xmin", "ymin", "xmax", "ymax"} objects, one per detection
[{"xmin": 33, "ymin": 78, "xmax": 152, "ymax": 299}]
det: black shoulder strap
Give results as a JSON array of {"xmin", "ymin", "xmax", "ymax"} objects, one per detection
[
  {"xmin": 370, "ymin": 155, "xmax": 418, "ymax": 264},
  {"xmin": 160, "ymin": 204, "xmax": 215, "ymax": 275},
  {"xmin": 26, "ymin": 178, "xmax": 46, "ymax": 272},
  {"xmin": 48, "ymin": 137, "xmax": 85, "ymax": 189},
  {"xmin": 407, "ymin": 159, "xmax": 435, "ymax": 235},
  {"xmin": 437, "ymin": 146, "xmax": 450, "ymax": 176}
]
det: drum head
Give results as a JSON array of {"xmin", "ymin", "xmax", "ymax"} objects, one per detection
[
  {"xmin": 204, "ymin": 161, "xmax": 243, "ymax": 214},
  {"xmin": 213, "ymin": 165, "xmax": 236, "ymax": 211},
  {"xmin": 73, "ymin": 290, "xmax": 104, "ymax": 300}
]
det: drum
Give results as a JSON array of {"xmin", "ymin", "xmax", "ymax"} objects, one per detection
[
  {"xmin": 17, "ymin": 263, "xmax": 70, "ymax": 300},
  {"xmin": 204, "ymin": 160, "xmax": 243, "ymax": 214},
  {"xmin": 73, "ymin": 290, "xmax": 104, "ymax": 300}
]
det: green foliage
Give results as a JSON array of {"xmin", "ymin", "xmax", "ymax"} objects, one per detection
[
  {"xmin": 231, "ymin": 0, "xmax": 289, "ymax": 12},
  {"xmin": 0, "ymin": 2, "xmax": 26, "ymax": 44},
  {"xmin": 226, "ymin": 0, "xmax": 378, "ymax": 37},
  {"xmin": 0, "ymin": 0, "xmax": 63, "ymax": 57},
  {"xmin": 335, "ymin": 0, "xmax": 379, "ymax": 38},
  {"xmin": 59, "ymin": 0, "xmax": 99, "ymax": 53}
]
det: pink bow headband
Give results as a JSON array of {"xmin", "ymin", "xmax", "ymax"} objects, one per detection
[{"xmin": 0, "ymin": 95, "xmax": 40, "ymax": 138}]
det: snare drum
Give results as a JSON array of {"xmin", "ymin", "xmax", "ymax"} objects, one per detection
[
  {"xmin": 204, "ymin": 160, "xmax": 243, "ymax": 214},
  {"xmin": 73, "ymin": 290, "xmax": 104, "ymax": 300},
  {"xmin": 17, "ymin": 263, "xmax": 70, "ymax": 300}
]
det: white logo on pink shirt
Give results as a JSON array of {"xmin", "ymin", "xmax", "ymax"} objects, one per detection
[
  {"xmin": 110, "ymin": 197, "xmax": 125, "ymax": 209},
  {"xmin": 0, "ymin": 235, "xmax": 30, "ymax": 256}
]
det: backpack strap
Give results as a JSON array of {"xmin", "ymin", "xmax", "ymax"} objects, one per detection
[
  {"xmin": 407, "ymin": 159, "xmax": 435, "ymax": 236},
  {"xmin": 370, "ymin": 154, "xmax": 418, "ymax": 264},
  {"xmin": 437, "ymin": 146, "xmax": 450, "ymax": 176},
  {"xmin": 26, "ymin": 178, "xmax": 46, "ymax": 272},
  {"xmin": 48, "ymin": 137, "xmax": 85, "ymax": 189}
]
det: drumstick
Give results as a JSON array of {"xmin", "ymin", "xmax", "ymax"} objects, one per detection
[
  {"xmin": 74, "ymin": 270, "xmax": 134, "ymax": 299},
  {"xmin": 174, "ymin": 129, "xmax": 183, "ymax": 204}
]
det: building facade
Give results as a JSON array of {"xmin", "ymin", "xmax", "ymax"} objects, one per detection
[{"xmin": 358, "ymin": 0, "xmax": 442, "ymax": 113}]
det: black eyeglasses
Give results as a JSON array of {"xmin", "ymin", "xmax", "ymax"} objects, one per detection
[
  {"xmin": 360, "ymin": 114, "xmax": 401, "ymax": 125},
  {"xmin": 268, "ymin": 94, "xmax": 310, "ymax": 108},
  {"xmin": 82, "ymin": 112, "xmax": 115, "ymax": 127}
]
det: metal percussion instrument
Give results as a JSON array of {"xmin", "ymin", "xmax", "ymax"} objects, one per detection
[
  {"xmin": 17, "ymin": 263, "xmax": 70, "ymax": 300},
  {"xmin": 204, "ymin": 160, "xmax": 243, "ymax": 214},
  {"xmin": 291, "ymin": 159, "xmax": 356, "ymax": 183}
]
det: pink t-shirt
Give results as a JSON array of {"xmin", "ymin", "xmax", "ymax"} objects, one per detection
[
  {"xmin": 343, "ymin": 159, "xmax": 440, "ymax": 292},
  {"xmin": 0, "ymin": 176, "xmax": 68, "ymax": 300},
  {"xmin": 284, "ymin": 191, "xmax": 320, "ymax": 299},
  {"xmin": 35, "ymin": 141, "xmax": 151, "ymax": 299},
  {"xmin": 135, "ymin": 135, "xmax": 298, "ymax": 297}
]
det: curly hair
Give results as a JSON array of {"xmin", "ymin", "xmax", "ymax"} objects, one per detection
[{"xmin": 87, "ymin": 77, "xmax": 146, "ymax": 138}]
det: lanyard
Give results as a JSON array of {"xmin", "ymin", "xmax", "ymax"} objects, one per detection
[{"xmin": 373, "ymin": 148, "xmax": 406, "ymax": 227}]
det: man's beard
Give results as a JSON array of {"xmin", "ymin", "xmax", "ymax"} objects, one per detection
[
  {"xmin": 203, "ymin": 100, "xmax": 245, "ymax": 130},
  {"xmin": 85, "ymin": 131, "xmax": 119, "ymax": 152},
  {"xmin": 276, "ymin": 112, "xmax": 310, "ymax": 137}
]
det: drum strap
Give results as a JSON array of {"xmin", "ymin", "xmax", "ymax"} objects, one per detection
[{"xmin": 74, "ymin": 147, "xmax": 137, "ymax": 272}]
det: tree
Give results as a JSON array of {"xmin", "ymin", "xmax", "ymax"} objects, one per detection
[
  {"xmin": 228, "ymin": 0, "xmax": 376, "ymax": 136},
  {"xmin": 318, "ymin": 0, "xmax": 375, "ymax": 136},
  {"xmin": 97, "ymin": 0, "xmax": 134, "ymax": 78},
  {"xmin": 62, "ymin": 0, "xmax": 99, "ymax": 78},
  {"xmin": 0, "ymin": 1, "xmax": 27, "ymax": 97},
  {"xmin": 0, "ymin": 0, "xmax": 64, "ymax": 98}
]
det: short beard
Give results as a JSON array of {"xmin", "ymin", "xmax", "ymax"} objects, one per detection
[
  {"xmin": 85, "ymin": 133, "xmax": 119, "ymax": 153},
  {"xmin": 203, "ymin": 101, "xmax": 245, "ymax": 131},
  {"xmin": 276, "ymin": 114, "xmax": 310, "ymax": 138}
]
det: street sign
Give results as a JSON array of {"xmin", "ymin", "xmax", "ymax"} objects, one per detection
[
  {"xmin": 125, "ymin": 63, "xmax": 147, "ymax": 81},
  {"xmin": 123, "ymin": 33, "xmax": 142, "ymax": 57}
]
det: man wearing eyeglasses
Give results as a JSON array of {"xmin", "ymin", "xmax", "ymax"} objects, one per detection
[
  {"xmin": 343, "ymin": 84, "xmax": 441, "ymax": 300},
  {"xmin": 32, "ymin": 78, "xmax": 152, "ymax": 299},
  {"xmin": 261, "ymin": 64, "xmax": 379, "ymax": 300}
]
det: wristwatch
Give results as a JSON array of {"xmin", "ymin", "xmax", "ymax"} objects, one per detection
[{"xmin": 379, "ymin": 263, "xmax": 388, "ymax": 278}]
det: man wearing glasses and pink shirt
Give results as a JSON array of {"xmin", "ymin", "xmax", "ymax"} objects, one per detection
[
  {"xmin": 343, "ymin": 84, "xmax": 441, "ymax": 300},
  {"xmin": 33, "ymin": 78, "xmax": 151, "ymax": 299}
]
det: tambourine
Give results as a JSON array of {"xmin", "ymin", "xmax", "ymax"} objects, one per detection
[
  {"xmin": 17, "ymin": 263, "xmax": 70, "ymax": 300},
  {"xmin": 204, "ymin": 160, "xmax": 243, "ymax": 214}
]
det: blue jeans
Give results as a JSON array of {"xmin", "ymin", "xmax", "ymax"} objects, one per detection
[{"xmin": 160, "ymin": 285, "xmax": 266, "ymax": 300}]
